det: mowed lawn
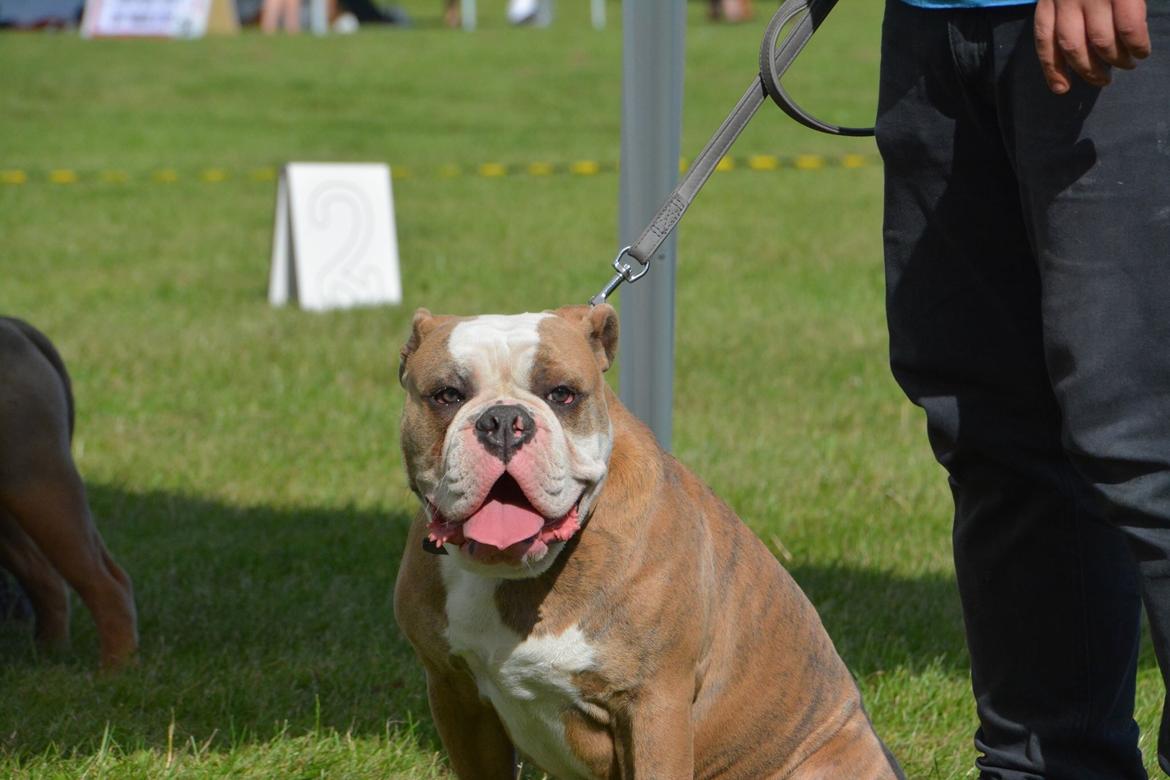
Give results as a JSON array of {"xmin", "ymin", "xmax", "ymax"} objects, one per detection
[{"xmin": 1, "ymin": 2, "xmax": 1163, "ymax": 777}]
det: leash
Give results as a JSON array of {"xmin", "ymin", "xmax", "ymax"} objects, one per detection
[{"xmin": 589, "ymin": 0, "xmax": 873, "ymax": 307}]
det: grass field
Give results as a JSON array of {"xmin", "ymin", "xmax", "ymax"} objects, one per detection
[{"xmin": 1, "ymin": 1, "xmax": 1164, "ymax": 777}]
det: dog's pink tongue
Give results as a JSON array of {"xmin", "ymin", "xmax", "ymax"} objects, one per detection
[{"xmin": 462, "ymin": 498, "xmax": 545, "ymax": 550}]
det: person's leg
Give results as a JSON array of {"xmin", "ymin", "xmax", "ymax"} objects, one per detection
[
  {"xmin": 260, "ymin": 0, "xmax": 281, "ymax": 32},
  {"xmin": 877, "ymin": 2, "xmax": 1146, "ymax": 777},
  {"xmin": 282, "ymin": 0, "xmax": 300, "ymax": 33},
  {"xmin": 1000, "ymin": 2, "xmax": 1170, "ymax": 772},
  {"xmin": 261, "ymin": 0, "xmax": 299, "ymax": 32}
]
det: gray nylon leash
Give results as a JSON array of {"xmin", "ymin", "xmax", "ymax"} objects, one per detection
[{"xmin": 589, "ymin": 0, "xmax": 873, "ymax": 307}]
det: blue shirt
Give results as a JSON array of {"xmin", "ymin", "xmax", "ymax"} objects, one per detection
[{"xmin": 899, "ymin": 0, "xmax": 1035, "ymax": 6}]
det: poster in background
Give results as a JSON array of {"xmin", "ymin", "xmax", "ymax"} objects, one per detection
[{"xmin": 81, "ymin": 0, "xmax": 239, "ymax": 37}]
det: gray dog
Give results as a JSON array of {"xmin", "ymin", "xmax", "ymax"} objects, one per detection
[{"xmin": 0, "ymin": 317, "xmax": 137, "ymax": 668}]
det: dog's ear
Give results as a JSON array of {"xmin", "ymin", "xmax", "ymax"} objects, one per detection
[
  {"xmin": 399, "ymin": 308, "xmax": 438, "ymax": 386},
  {"xmin": 586, "ymin": 304, "xmax": 620, "ymax": 372},
  {"xmin": 554, "ymin": 304, "xmax": 619, "ymax": 372}
]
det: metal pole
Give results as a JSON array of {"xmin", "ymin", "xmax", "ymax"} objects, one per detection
[{"xmin": 618, "ymin": 0, "xmax": 685, "ymax": 451}]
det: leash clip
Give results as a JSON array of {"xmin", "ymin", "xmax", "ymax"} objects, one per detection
[{"xmin": 589, "ymin": 246, "xmax": 649, "ymax": 306}]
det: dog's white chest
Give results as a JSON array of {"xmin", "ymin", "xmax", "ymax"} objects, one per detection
[{"xmin": 441, "ymin": 560, "xmax": 598, "ymax": 779}]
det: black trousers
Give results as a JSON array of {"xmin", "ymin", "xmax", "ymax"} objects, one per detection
[{"xmin": 876, "ymin": 1, "xmax": 1170, "ymax": 777}]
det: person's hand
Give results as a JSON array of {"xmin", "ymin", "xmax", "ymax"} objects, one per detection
[{"xmin": 1034, "ymin": 0, "xmax": 1151, "ymax": 93}]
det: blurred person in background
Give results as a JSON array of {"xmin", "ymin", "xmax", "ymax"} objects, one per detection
[
  {"xmin": 254, "ymin": 0, "xmax": 407, "ymax": 31},
  {"xmin": 708, "ymin": 0, "xmax": 753, "ymax": 22},
  {"xmin": 260, "ymin": 0, "xmax": 300, "ymax": 32},
  {"xmin": 443, "ymin": 0, "xmax": 547, "ymax": 27}
]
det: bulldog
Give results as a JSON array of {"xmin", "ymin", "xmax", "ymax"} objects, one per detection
[
  {"xmin": 394, "ymin": 305, "xmax": 903, "ymax": 779},
  {"xmin": 0, "ymin": 316, "xmax": 138, "ymax": 669}
]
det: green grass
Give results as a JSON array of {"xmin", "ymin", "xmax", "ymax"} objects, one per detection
[{"xmin": 0, "ymin": 1, "xmax": 1163, "ymax": 777}]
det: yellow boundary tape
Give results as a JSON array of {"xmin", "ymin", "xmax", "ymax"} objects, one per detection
[{"xmin": 0, "ymin": 153, "xmax": 879, "ymax": 187}]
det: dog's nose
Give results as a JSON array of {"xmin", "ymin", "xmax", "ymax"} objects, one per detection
[{"xmin": 474, "ymin": 404, "xmax": 535, "ymax": 463}]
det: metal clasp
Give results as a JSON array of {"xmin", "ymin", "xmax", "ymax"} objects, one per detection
[{"xmin": 588, "ymin": 246, "xmax": 650, "ymax": 306}]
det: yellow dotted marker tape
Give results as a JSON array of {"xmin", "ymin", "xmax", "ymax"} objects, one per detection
[
  {"xmin": 0, "ymin": 154, "xmax": 878, "ymax": 189},
  {"xmin": 570, "ymin": 160, "xmax": 601, "ymax": 176},
  {"xmin": 748, "ymin": 154, "xmax": 780, "ymax": 171},
  {"xmin": 793, "ymin": 154, "xmax": 826, "ymax": 170}
]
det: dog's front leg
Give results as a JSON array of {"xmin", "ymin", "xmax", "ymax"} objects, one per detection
[
  {"xmin": 613, "ymin": 678, "xmax": 695, "ymax": 779},
  {"xmin": 424, "ymin": 663, "xmax": 518, "ymax": 779}
]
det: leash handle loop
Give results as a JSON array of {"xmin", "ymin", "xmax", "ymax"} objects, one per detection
[{"xmin": 759, "ymin": 0, "xmax": 875, "ymax": 138}]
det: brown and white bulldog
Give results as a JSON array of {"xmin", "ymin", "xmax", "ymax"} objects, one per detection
[
  {"xmin": 394, "ymin": 305, "xmax": 903, "ymax": 779},
  {"xmin": 0, "ymin": 317, "xmax": 138, "ymax": 669}
]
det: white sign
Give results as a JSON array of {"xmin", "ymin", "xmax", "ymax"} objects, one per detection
[
  {"xmin": 268, "ymin": 163, "xmax": 403, "ymax": 312},
  {"xmin": 81, "ymin": 0, "xmax": 211, "ymax": 37}
]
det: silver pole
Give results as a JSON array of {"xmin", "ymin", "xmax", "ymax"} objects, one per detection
[{"xmin": 618, "ymin": 0, "xmax": 685, "ymax": 451}]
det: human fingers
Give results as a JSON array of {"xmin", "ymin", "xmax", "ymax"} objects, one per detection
[
  {"xmin": 1035, "ymin": 0, "xmax": 1074, "ymax": 93},
  {"xmin": 1113, "ymin": 0, "xmax": 1152, "ymax": 60},
  {"xmin": 1084, "ymin": 0, "xmax": 1133, "ymax": 66},
  {"xmin": 1054, "ymin": 1, "xmax": 1113, "ymax": 86}
]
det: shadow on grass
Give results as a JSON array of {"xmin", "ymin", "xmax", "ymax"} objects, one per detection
[
  {"xmin": 0, "ymin": 483, "xmax": 441, "ymax": 761},
  {"xmin": 791, "ymin": 563, "xmax": 969, "ymax": 678},
  {"xmin": 0, "ymin": 483, "xmax": 1079, "ymax": 762}
]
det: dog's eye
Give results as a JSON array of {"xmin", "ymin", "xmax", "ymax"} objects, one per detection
[
  {"xmin": 430, "ymin": 387, "xmax": 465, "ymax": 406},
  {"xmin": 546, "ymin": 386, "xmax": 576, "ymax": 406}
]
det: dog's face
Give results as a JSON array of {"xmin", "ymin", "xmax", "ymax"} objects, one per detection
[{"xmin": 398, "ymin": 305, "xmax": 619, "ymax": 578}]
